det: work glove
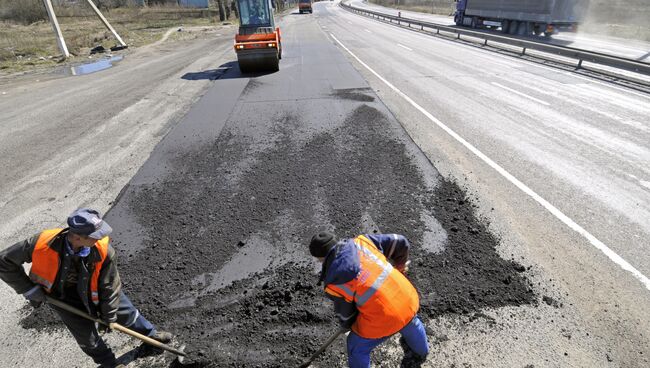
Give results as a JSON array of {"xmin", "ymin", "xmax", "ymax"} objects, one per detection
[
  {"xmin": 23, "ymin": 285, "xmax": 46, "ymax": 308},
  {"xmin": 98, "ymin": 314, "xmax": 116, "ymax": 334},
  {"xmin": 396, "ymin": 260, "xmax": 411, "ymax": 274},
  {"xmin": 97, "ymin": 321, "xmax": 112, "ymax": 334}
]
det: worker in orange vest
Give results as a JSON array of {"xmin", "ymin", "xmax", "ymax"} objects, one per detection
[
  {"xmin": 309, "ymin": 231, "xmax": 429, "ymax": 368},
  {"xmin": 0, "ymin": 208, "xmax": 172, "ymax": 368}
]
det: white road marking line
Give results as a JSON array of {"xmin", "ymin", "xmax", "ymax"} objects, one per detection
[
  {"xmin": 342, "ymin": 7, "xmax": 650, "ymax": 100},
  {"xmin": 491, "ymin": 82, "xmax": 551, "ymax": 106},
  {"xmin": 397, "ymin": 43, "xmax": 413, "ymax": 51},
  {"xmin": 364, "ymin": 29, "xmax": 372, "ymax": 34},
  {"xmin": 329, "ymin": 32, "xmax": 650, "ymax": 291}
]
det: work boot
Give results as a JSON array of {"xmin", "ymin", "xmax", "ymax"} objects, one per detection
[
  {"xmin": 399, "ymin": 337, "xmax": 427, "ymax": 368},
  {"xmin": 152, "ymin": 331, "xmax": 173, "ymax": 344},
  {"xmin": 98, "ymin": 356, "xmax": 123, "ymax": 368},
  {"xmin": 400, "ymin": 352, "xmax": 427, "ymax": 368}
]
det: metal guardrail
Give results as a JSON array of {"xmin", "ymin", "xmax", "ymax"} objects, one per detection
[{"xmin": 340, "ymin": 2, "xmax": 650, "ymax": 77}]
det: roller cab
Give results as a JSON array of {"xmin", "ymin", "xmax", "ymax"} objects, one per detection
[{"xmin": 234, "ymin": 0, "xmax": 282, "ymax": 72}]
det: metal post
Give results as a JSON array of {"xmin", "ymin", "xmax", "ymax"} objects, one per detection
[
  {"xmin": 84, "ymin": 0, "xmax": 127, "ymax": 47},
  {"xmin": 577, "ymin": 59, "xmax": 583, "ymax": 69},
  {"xmin": 522, "ymin": 47, "xmax": 526, "ymax": 55},
  {"xmin": 484, "ymin": 39, "xmax": 488, "ymax": 46},
  {"xmin": 42, "ymin": 0, "xmax": 70, "ymax": 58}
]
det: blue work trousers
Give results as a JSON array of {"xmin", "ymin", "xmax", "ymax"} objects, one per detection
[
  {"xmin": 51, "ymin": 291, "xmax": 156, "ymax": 366},
  {"xmin": 347, "ymin": 315, "xmax": 429, "ymax": 368}
]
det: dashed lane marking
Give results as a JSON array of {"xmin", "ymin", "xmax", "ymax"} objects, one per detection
[
  {"xmin": 329, "ymin": 32, "xmax": 650, "ymax": 292},
  {"xmin": 491, "ymin": 82, "xmax": 551, "ymax": 106},
  {"xmin": 397, "ymin": 43, "xmax": 413, "ymax": 51}
]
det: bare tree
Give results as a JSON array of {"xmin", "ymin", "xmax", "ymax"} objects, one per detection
[{"xmin": 216, "ymin": 0, "xmax": 225, "ymax": 21}]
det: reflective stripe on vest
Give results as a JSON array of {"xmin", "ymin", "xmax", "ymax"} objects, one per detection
[
  {"xmin": 352, "ymin": 239, "xmax": 393, "ymax": 307},
  {"xmin": 29, "ymin": 228, "xmax": 109, "ymax": 305},
  {"xmin": 325, "ymin": 235, "xmax": 419, "ymax": 339},
  {"xmin": 89, "ymin": 237, "xmax": 109, "ymax": 304},
  {"xmin": 328, "ymin": 235, "xmax": 393, "ymax": 306}
]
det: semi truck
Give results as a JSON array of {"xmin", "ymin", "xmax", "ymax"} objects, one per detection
[{"xmin": 454, "ymin": 0, "xmax": 589, "ymax": 37}]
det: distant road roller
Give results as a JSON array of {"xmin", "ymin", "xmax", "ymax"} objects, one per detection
[{"xmin": 234, "ymin": 0, "xmax": 282, "ymax": 72}]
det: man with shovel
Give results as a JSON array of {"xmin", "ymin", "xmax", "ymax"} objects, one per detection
[
  {"xmin": 309, "ymin": 232, "xmax": 429, "ymax": 368},
  {"xmin": 0, "ymin": 208, "xmax": 173, "ymax": 368}
]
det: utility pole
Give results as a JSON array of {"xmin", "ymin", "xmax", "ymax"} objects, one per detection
[
  {"xmin": 42, "ymin": 0, "xmax": 70, "ymax": 58},
  {"xmin": 84, "ymin": 0, "xmax": 128, "ymax": 47}
]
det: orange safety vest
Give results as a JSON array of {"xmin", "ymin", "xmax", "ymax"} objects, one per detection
[
  {"xmin": 29, "ymin": 228, "xmax": 109, "ymax": 305},
  {"xmin": 325, "ymin": 235, "xmax": 419, "ymax": 339}
]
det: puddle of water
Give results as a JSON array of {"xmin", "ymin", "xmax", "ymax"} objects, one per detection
[{"xmin": 65, "ymin": 55, "xmax": 124, "ymax": 76}]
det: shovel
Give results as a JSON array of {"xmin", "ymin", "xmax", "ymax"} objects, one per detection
[
  {"xmin": 298, "ymin": 327, "xmax": 348, "ymax": 368},
  {"xmin": 45, "ymin": 296, "xmax": 187, "ymax": 362}
]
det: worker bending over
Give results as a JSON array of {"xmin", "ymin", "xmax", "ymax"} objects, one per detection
[
  {"xmin": 0, "ymin": 208, "xmax": 172, "ymax": 368},
  {"xmin": 309, "ymin": 231, "xmax": 429, "ymax": 368}
]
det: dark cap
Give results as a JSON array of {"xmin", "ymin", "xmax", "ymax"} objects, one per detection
[
  {"xmin": 309, "ymin": 231, "xmax": 337, "ymax": 257},
  {"xmin": 67, "ymin": 208, "xmax": 112, "ymax": 240}
]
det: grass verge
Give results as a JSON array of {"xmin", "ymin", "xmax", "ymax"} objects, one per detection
[{"xmin": 0, "ymin": 5, "xmax": 235, "ymax": 74}]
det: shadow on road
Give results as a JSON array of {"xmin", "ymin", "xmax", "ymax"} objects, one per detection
[
  {"xmin": 181, "ymin": 61, "xmax": 277, "ymax": 81},
  {"xmin": 181, "ymin": 69, "xmax": 225, "ymax": 81},
  {"xmin": 116, "ymin": 345, "xmax": 154, "ymax": 366}
]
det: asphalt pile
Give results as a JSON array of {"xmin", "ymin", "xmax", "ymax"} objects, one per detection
[{"xmin": 20, "ymin": 102, "xmax": 535, "ymax": 367}]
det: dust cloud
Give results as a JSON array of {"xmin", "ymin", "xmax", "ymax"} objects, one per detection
[{"xmin": 578, "ymin": 0, "xmax": 649, "ymax": 40}]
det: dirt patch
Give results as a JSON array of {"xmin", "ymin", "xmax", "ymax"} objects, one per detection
[
  {"xmin": 332, "ymin": 88, "xmax": 376, "ymax": 102},
  {"xmin": 542, "ymin": 295, "xmax": 562, "ymax": 308},
  {"xmin": 242, "ymin": 79, "xmax": 263, "ymax": 95},
  {"xmin": 18, "ymin": 304, "xmax": 64, "ymax": 331},
  {"xmin": 0, "ymin": 5, "xmax": 228, "ymax": 74}
]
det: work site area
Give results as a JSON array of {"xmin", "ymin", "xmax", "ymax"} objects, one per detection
[{"xmin": 0, "ymin": 0, "xmax": 649, "ymax": 367}]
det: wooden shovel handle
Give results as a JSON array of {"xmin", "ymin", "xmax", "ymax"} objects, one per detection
[
  {"xmin": 45, "ymin": 296, "xmax": 186, "ymax": 357},
  {"xmin": 299, "ymin": 327, "xmax": 347, "ymax": 367},
  {"xmin": 109, "ymin": 323, "xmax": 187, "ymax": 357}
]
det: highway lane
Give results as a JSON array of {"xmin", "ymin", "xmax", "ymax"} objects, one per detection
[
  {"xmin": 0, "ymin": 3, "xmax": 648, "ymax": 367},
  {"xmin": 348, "ymin": 0, "xmax": 650, "ymax": 63},
  {"xmin": 91, "ymin": 6, "xmax": 537, "ymax": 367},
  {"xmin": 315, "ymin": 1, "xmax": 650, "ymax": 365}
]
